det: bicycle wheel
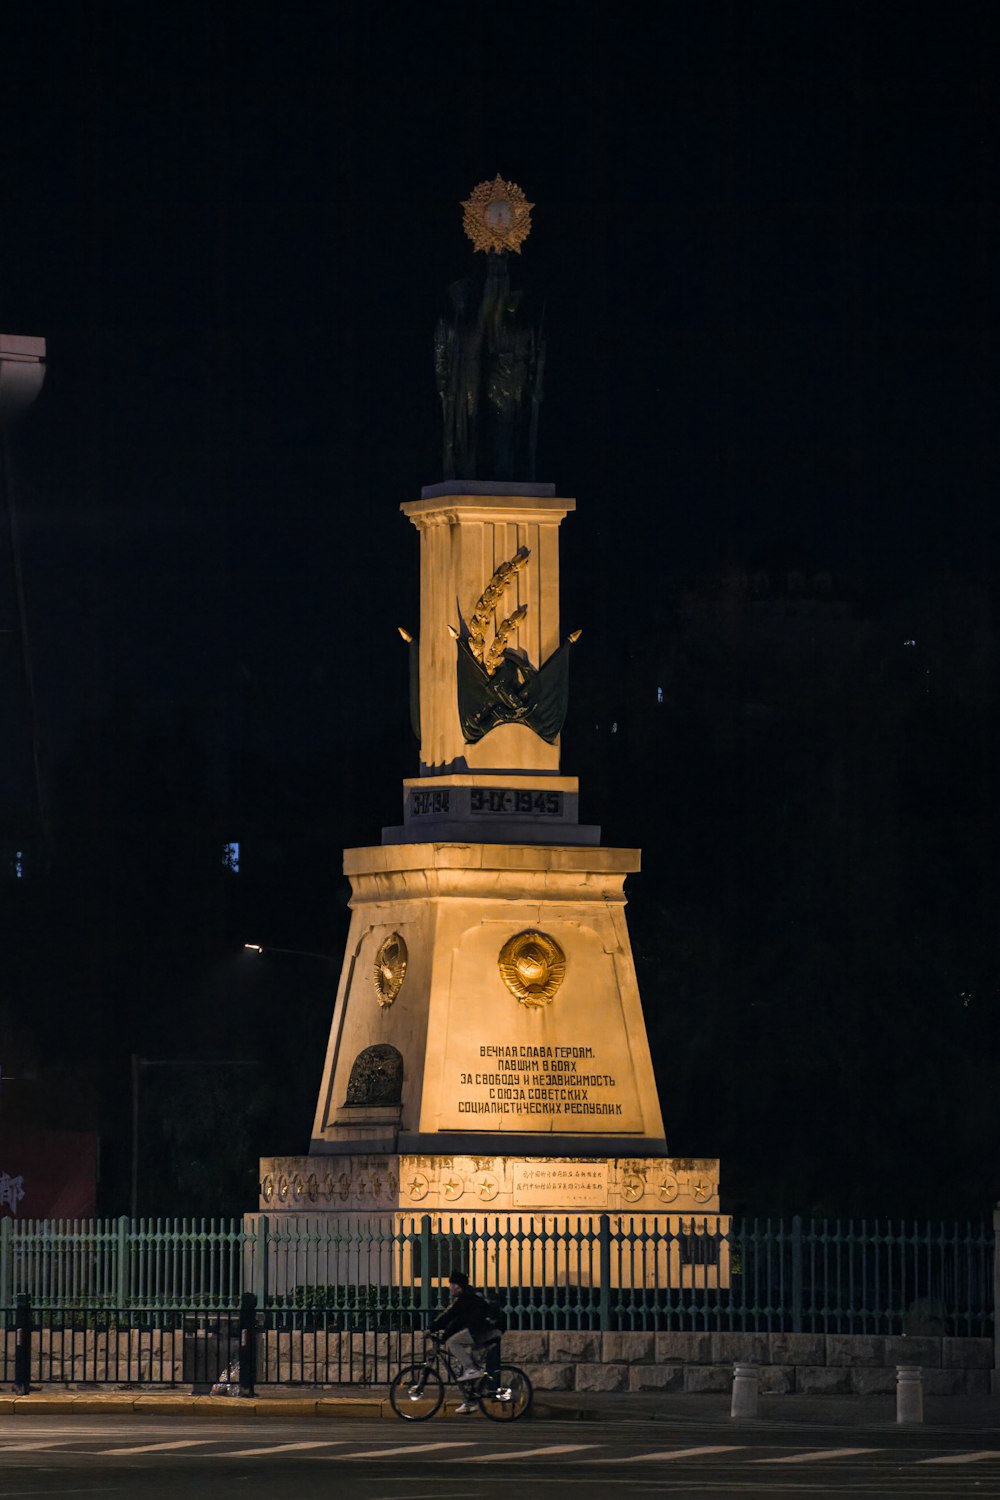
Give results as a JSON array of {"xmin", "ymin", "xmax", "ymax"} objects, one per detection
[
  {"xmin": 389, "ymin": 1363, "xmax": 445, "ymax": 1420},
  {"xmin": 477, "ymin": 1363, "xmax": 533, "ymax": 1421}
]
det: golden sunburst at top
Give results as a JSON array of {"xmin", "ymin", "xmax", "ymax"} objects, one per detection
[{"xmin": 461, "ymin": 176, "xmax": 534, "ymax": 254}]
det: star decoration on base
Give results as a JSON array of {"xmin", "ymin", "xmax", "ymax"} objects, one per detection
[
  {"xmin": 475, "ymin": 1172, "xmax": 500, "ymax": 1201},
  {"xmin": 406, "ymin": 1172, "xmax": 429, "ymax": 1202},
  {"xmin": 657, "ymin": 1173, "xmax": 680, "ymax": 1203}
]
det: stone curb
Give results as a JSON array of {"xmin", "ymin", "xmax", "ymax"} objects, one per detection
[
  {"xmin": 0, "ymin": 1393, "xmax": 566, "ymax": 1421},
  {"xmin": 1, "ymin": 1390, "xmax": 998, "ymax": 1429},
  {"xmin": 0, "ymin": 1395, "xmax": 379, "ymax": 1419}
]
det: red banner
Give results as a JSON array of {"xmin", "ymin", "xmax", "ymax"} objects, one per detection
[{"xmin": 0, "ymin": 1130, "xmax": 99, "ymax": 1218}]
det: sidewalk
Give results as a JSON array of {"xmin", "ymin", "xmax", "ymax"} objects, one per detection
[{"xmin": 1, "ymin": 1386, "xmax": 998, "ymax": 1429}]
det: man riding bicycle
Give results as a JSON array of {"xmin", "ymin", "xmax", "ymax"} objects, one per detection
[{"xmin": 430, "ymin": 1268, "xmax": 499, "ymax": 1414}]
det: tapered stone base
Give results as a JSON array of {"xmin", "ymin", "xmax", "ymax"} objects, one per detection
[{"xmin": 310, "ymin": 842, "xmax": 669, "ymax": 1158}]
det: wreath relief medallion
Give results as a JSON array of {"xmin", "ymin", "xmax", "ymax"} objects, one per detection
[
  {"xmin": 373, "ymin": 932, "xmax": 408, "ymax": 1007},
  {"xmin": 498, "ymin": 930, "xmax": 566, "ymax": 1007}
]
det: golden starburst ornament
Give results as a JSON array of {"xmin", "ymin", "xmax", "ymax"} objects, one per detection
[{"xmin": 462, "ymin": 175, "xmax": 534, "ymax": 254}]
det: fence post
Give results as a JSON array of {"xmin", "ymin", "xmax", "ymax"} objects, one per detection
[
  {"xmin": 0, "ymin": 1215, "xmax": 11, "ymax": 1326},
  {"xmin": 419, "ymin": 1216, "xmax": 433, "ymax": 1322},
  {"xmin": 598, "ymin": 1215, "xmax": 611, "ymax": 1332},
  {"xmin": 116, "ymin": 1215, "xmax": 129, "ymax": 1312},
  {"xmin": 238, "ymin": 1291, "xmax": 257, "ymax": 1396},
  {"xmin": 249, "ymin": 1215, "xmax": 269, "ymax": 1306},
  {"xmin": 13, "ymin": 1292, "xmax": 31, "ymax": 1394},
  {"xmin": 791, "ymin": 1215, "xmax": 803, "ymax": 1334}
]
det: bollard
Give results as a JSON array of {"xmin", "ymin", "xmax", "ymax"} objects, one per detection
[
  {"xmin": 896, "ymin": 1365, "xmax": 923, "ymax": 1424},
  {"xmin": 731, "ymin": 1363, "xmax": 759, "ymax": 1419},
  {"xmin": 237, "ymin": 1292, "xmax": 258, "ymax": 1397},
  {"xmin": 13, "ymin": 1293, "xmax": 31, "ymax": 1395}
]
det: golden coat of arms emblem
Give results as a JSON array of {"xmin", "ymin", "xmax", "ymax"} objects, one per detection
[
  {"xmin": 498, "ymin": 930, "xmax": 566, "ymax": 1006},
  {"xmin": 373, "ymin": 932, "xmax": 408, "ymax": 1007}
]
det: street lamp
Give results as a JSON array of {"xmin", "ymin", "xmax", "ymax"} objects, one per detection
[
  {"xmin": 1, "ymin": 334, "xmax": 47, "ymax": 865},
  {"xmin": 0, "ymin": 335, "xmax": 45, "ymax": 426},
  {"xmin": 243, "ymin": 943, "xmax": 337, "ymax": 964}
]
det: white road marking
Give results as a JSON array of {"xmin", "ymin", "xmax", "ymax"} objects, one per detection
[
  {"xmin": 595, "ymin": 1445, "xmax": 745, "ymax": 1462},
  {"xmin": 219, "ymin": 1440, "xmax": 344, "ymax": 1457},
  {"xmin": 336, "ymin": 1442, "xmax": 475, "ymax": 1459},
  {"xmin": 453, "ymin": 1443, "xmax": 597, "ymax": 1462},
  {"xmin": 754, "ymin": 1446, "xmax": 879, "ymax": 1464},
  {"xmin": 919, "ymin": 1449, "xmax": 1000, "ymax": 1465},
  {"xmin": 0, "ymin": 1442, "xmax": 74, "ymax": 1452},
  {"xmin": 100, "ymin": 1438, "xmax": 212, "ymax": 1455}
]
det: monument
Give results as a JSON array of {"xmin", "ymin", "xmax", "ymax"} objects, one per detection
[{"xmin": 258, "ymin": 179, "xmax": 721, "ymax": 1286}]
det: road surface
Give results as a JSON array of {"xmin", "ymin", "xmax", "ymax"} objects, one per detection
[{"xmin": 1, "ymin": 1413, "xmax": 999, "ymax": 1497}]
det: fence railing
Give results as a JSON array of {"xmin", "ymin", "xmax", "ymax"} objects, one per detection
[
  {"xmin": 0, "ymin": 1218, "xmax": 243, "ymax": 1310},
  {"xmin": 1, "ymin": 1213, "xmax": 992, "ymax": 1387}
]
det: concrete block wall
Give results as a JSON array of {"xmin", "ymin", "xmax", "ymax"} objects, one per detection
[
  {"xmin": 1, "ymin": 1329, "xmax": 183, "ymax": 1384},
  {"xmin": 499, "ymin": 1331, "xmax": 994, "ymax": 1396},
  {"xmin": 4, "ymin": 1327, "xmax": 992, "ymax": 1393}
]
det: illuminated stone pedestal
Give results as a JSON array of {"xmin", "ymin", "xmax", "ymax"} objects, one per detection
[
  {"xmin": 401, "ymin": 485, "xmax": 574, "ymax": 778},
  {"xmin": 303, "ymin": 841, "xmax": 668, "ymax": 1158}
]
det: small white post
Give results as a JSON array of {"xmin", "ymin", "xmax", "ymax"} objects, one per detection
[
  {"xmin": 731, "ymin": 1362, "xmax": 759, "ymax": 1419},
  {"xmin": 896, "ymin": 1364, "xmax": 923, "ymax": 1424}
]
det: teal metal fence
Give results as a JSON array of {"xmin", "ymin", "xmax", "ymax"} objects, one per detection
[
  {"xmin": 1, "ymin": 1213, "xmax": 992, "ymax": 1386},
  {"xmin": 0, "ymin": 1218, "xmax": 243, "ymax": 1311}
]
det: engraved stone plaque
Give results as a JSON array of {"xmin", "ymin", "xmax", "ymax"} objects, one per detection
[{"xmin": 512, "ymin": 1161, "xmax": 609, "ymax": 1207}]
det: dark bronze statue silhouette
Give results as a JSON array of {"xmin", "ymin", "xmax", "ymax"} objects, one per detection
[{"xmin": 434, "ymin": 251, "xmax": 545, "ymax": 482}]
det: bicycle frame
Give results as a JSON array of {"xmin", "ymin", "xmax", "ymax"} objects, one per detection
[{"xmin": 389, "ymin": 1333, "xmax": 531, "ymax": 1422}]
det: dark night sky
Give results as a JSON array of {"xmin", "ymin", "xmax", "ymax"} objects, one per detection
[
  {"xmin": 1, "ymin": 2, "xmax": 998, "ymax": 1213},
  {"xmin": 3, "ymin": 1, "xmax": 995, "ymax": 762}
]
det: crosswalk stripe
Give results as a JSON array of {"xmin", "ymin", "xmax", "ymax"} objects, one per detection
[
  {"xmin": 596, "ymin": 1445, "xmax": 744, "ymax": 1463},
  {"xmin": 454, "ymin": 1444, "xmax": 597, "ymax": 1462},
  {"xmin": 919, "ymin": 1451, "xmax": 1000, "ymax": 1465},
  {"xmin": 336, "ymin": 1442, "xmax": 474, "ymax": 1459},
  {"xmin": 101, "ymin": 1439, "xmax": 211, "ymax": 1455},
  {"xmin": 14, "ymin": 1437, "xmax": 1000, "ymax": 1469},
  {"xmin": 0, "ymin": 1442, "xmax": 72, "ymax": 1452},
  {"xmin": 219, "ymin": 1441, "xmax": 344, "ymax": 1457},
  {"xmin": 755, "ymin": 1447, "xmax": 879, "ymax": 1464}
]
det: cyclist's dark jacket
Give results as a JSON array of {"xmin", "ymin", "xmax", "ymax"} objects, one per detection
[{"xmin": 431, "ymin": 1287, "xmax": 489, "ymax": 1340}]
